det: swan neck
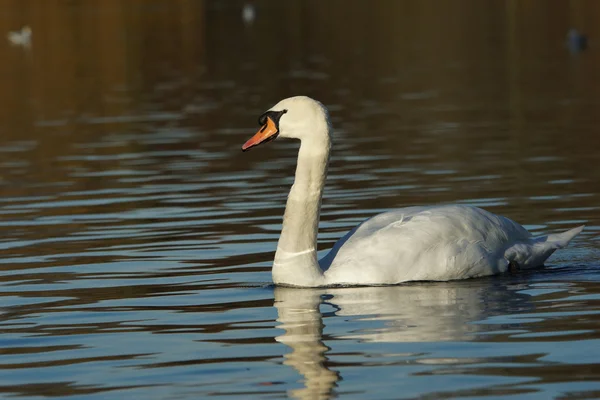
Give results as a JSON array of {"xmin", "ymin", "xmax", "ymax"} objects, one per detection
[{"xmin": 273, "ymin": 133, "xmax": 330, "ymax": 287}]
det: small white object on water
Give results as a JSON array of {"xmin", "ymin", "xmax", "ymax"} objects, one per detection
[
  {"xmin": 242, "ymin": 4, "xmax": 255, "ymax": 25},
  {"xmin": 7, "ymin": 26, "xmax": 32, "ymax": 48}
]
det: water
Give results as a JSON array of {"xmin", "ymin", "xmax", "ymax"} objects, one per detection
[{"xmin": 1, "ymin": 1, "xmax": 600, "ymax": 398}]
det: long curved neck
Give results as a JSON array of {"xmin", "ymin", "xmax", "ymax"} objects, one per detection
[{"xmin": 273, "ymin": 133, "xmax": 330, "ymax": 287}]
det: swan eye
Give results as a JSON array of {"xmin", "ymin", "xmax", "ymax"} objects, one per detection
[{"xmin": 258, "ymin": 109, "xmax": 288, "ymax": 127}]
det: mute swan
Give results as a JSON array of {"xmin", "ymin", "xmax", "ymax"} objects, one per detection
[{"xmin": 242, "ymin": 96, "xmax": 584, "ymax": 287}]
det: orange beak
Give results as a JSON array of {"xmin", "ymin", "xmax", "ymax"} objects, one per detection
[{"xmin": 242, "ymin": 116, "xmax": 279, "ymax": 151}]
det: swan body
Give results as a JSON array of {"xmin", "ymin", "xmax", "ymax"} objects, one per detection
[
  {"xmin": 242, "ymin": 96, "xmax": 583, "ymax": 287},
  {"xmin": 321, "ymin": 205, "xmax": 583, "ymax": 285}
]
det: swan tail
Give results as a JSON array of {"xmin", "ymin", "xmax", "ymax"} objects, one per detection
[
  {"xmin": 504, "ymin": 225, "xmax": 584, "ymax": 269},
  {"xmin": 543, "ymin": 225, "xmax": 585, "ymax": 248}
]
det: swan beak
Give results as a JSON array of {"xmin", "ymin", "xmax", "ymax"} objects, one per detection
[{"xmin": 242, "ymin": 116, "xmax": 279, "ymax": 151}]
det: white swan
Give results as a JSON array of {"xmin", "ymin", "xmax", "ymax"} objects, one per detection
[
  {"xmin": 7, "ymin": 26, "xmax": 32, "ymax": 48},
  {"xmin": 242, "ymin": 96, "xmax": 584, "ymax": 287}
]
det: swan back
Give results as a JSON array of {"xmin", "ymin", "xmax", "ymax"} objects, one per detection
[
  {"xmin": 322, "ymin": 205, "xmax": 532, "ymax": 284},
  {"xmin": 321, "ymin": 204, "xmax": 583, "ymax": 286}
]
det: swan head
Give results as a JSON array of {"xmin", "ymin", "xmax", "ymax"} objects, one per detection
[{"xmin": 242, "ymin": 96, "xmax": 330, "ymax": 151}]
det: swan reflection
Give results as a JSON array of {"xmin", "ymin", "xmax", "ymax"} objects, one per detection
[{"xmin": 274, "ymin": 281, "xmax": 531, "ymax": 399}]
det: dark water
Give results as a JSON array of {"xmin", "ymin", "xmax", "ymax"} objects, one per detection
[{"xmin": 1, "ymin": 1, "xmax": 600, "ymax": 398}]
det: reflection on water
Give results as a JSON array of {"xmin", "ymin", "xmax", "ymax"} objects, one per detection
[
  {"xmin": 275, "ymin": 277, "xmax": 600, "ymax": 399},
  {"xmin": 274, "ymin": 284, "xmax": 507, "ymax": 399},
  {"xmin": 275, "ymin": 288, "xmax": 338, "ymax": 400},
  {"xmin": 0, "ymin": 0, "xmax": 599, "ymax": 398}
]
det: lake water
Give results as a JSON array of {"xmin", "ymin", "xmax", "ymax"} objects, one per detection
[{"xmin": 1, "ymin": 1, "xmax": 599, "ymax": 399}]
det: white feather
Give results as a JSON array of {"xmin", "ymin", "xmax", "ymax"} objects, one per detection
[{"xmin": 245, "ymin": 96, "xmax": 583, "ymax": 287}]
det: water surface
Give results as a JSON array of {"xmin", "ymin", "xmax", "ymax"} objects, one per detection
[{"xmin": 0, "ymin": 1, "xmax": 599, "ymax": 398}]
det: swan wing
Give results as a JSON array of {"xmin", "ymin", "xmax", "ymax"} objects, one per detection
[{"xmin": 322, "ymin": 205, "xmax": 558, "ymax": 285}]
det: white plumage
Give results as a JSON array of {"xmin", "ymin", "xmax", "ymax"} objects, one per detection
[
  {"xmin": 7, "ymin": 26, "xmax": 31, "ymax": 48},
  {"xmin": 242, "ymin": 96, "xmax": 583, "ymax": 287},
  {"xmin": 322, "ymin": 205, "xmax": 583, "ymax": 285}
]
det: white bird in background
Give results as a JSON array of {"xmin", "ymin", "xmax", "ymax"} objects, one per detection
[
  {"xmin": 242, "ymin": 3, "xmax": 255, "ymax": 26},
  {"xmin": 7, "ymin": 26, "xmax": 32, "ymax": 48},
  {"xmin": 242, "ymin": 96, "xmax": 584, "ymax": 288}
]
